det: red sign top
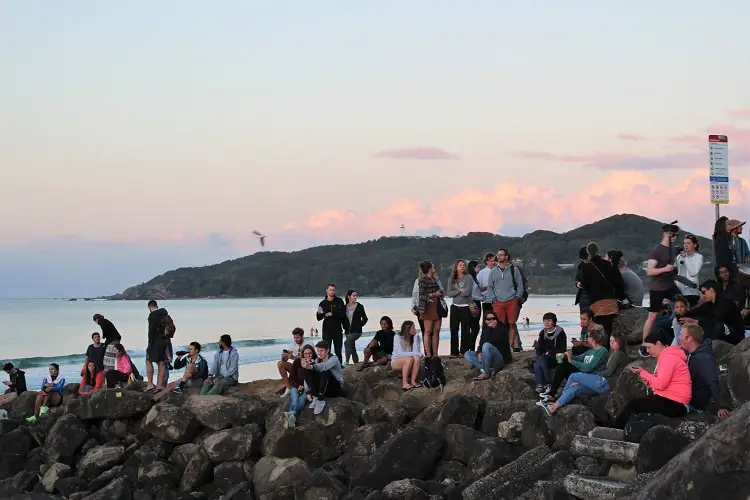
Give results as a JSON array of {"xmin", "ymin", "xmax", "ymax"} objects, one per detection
[{"xmin": 709, "ymin": 135, "xmax": 728, "ymax": 143}]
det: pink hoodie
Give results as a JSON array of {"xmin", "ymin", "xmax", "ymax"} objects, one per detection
[{"xmin": 639, "ymin": 345, "xmax": 692, "ymax": 405}]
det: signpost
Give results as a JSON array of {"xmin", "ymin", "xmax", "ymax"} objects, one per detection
[{"xmin": 709, "ymin": 134, "xmax": 729, "ymax": 220}]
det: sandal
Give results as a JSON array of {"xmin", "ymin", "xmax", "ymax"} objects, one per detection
[
  {"xmin": 412, "ymin": 382, "xmax": 423, "ymax": 388},
  {"xmin": 357, "ymin": 362, "xmax": 372, "ymax": 372},
  {"xmin": 473, "ymin": 374, "xmax": 490, "ymax": 381},
  {"xmin": 402, "ymin": 385, "xmax": 414, "ymax": 392}
]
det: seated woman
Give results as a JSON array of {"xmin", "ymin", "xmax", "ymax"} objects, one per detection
[
  {"xmin": 391, "ymin": 320, "xmax": 423, "ymax": 391},
  {"xmin": 302, "ymin": 340, "xmax": 344, "ymax": 416},
  {"xmin": 670, "ymin": 296, "xmax": 690, "ymax": 346},
  {"xmin": 540, "ymin": 334, "xmax": 629, "ymax": 415},
  {"xmin": 614, "ymin": 328, "xmax": 691, "ymax": 428},
  {"xmin": 26, "ymin": 363, "xmax": 65, "ymax": 423},
  {"xmin": 284, "ymin": 344, "xmax": 316, "ymax": 428},
  {"xmin": 359, "ymin": 316, "xmax": 396, "ymax": 370},
  {"xmin": 543, "ymin": 328, "xmax": 609, "ymax": 399},
  {"xmin": 105, "ymin": 344, "xmax": 134, "ymax": 388},
  {"xmin": 78, "ymin": 361, "xmax": 105, "ymax": 396},
  {"xmin": 465, "ymin": 312, "xmax": 513, "ymax": 381},
  {"xmin": 574, "ymin": 310, "xmax": 603, "ymax": 355},
  {"xmin": 532, "ymin": 312, "xmax": 567, "ymax": 392}
]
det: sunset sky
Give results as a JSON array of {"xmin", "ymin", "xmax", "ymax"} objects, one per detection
[{"xmin": 1, "ymin": 1, "xmax": 749, "ymax": 297}]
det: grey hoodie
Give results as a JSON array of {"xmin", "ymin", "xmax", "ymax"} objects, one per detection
[
  {"xmin": 447, "ymin": 275, "xmax": 475, "ymax": 306},
  {"xmin": 488, "ymin": 265, "xmax": 524, "ymax": 302}
]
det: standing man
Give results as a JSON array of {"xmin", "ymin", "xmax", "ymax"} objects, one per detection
[
  {"xmin": 476, "ymin": 252, "xmax": 496, "ymax": 315},
  {"xmin": 488, "ymin": 249, "xmax": 525, "ymax": 352},
  {"xmin": 729, "ymin": 219, "xmax": 750, "ymax": 265},
  {"xmin": 641, "ymin": 222, "xmax": 680, "ymax": 357},
  {"xmin": 81, "ymin": 332, "xmax": 106, "ymax": 375},
  {"xmin": 316, "ymin": 284, "xmax": 347, "ymax": 362},
  {"xmin": 93, "ymin": 313, "xmax": 122, "ymax": 345},
  {"xmin": 145, "ymin": 300, "xmax": 169, "ymax": 392},
  {"xmin": 277, "ymin": 327, "xmax": 306, "ymax": 397}
]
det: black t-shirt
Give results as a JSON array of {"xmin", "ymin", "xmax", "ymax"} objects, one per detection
[
  {"xmin": 373, "ymin": 330, "xmax": 395, "ymax": 355},
  {"xmin": 648, "ymin": 244, "xmax": 676, "ymax": 291},
  {"xmin": 86, "ymin": 344, "xmax": 106, "ymax": 371}
]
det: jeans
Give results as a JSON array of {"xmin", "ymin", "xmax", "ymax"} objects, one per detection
[
  {"xmin": 464, "ymin": 343, "xmax": 505, "ymax": 375},
  {"xmin": 288, "ymin": 387, "xmax": 307, "ymax": 415},
  {"xmin": 671, "ymin": 321, "xmax": 682, "ymax": 346},
  {"xmin": 533, "ymin": 354, "xmax": 557, "ymax": 386},
  {"xmin": 344, "ymin": 331, "xmax": 362, "ymax": 363},
  {"xmin": 323, "ymin": 331, "xmax": 344, "ymax": 363},
  {"xmin": 549, "ymin": 359, "xmax": 579, "ymax": 395},
  {"xmin": 557, "ymin": 372, "xmax": 611, "ymax": 406},
  {"xmin": 468, "ymin": 300, "xmax": 482, "ymax": 352},
  {"xmin": 449, "ymin": 305, "xmax": 472, "ymax": 355},
  {"xmin": 200, "ymin": 376, "xmax": 238, "ymax": 396}
]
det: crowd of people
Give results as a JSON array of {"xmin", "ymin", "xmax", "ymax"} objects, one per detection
[{"xmin": 3, "ymin": 218, "xmax": 748, "ymax": 432}]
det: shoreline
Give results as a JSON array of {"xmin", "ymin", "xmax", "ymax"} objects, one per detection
[{"xmin": 89, "ymin": 293, "xmax": 579, "ymax": 301}]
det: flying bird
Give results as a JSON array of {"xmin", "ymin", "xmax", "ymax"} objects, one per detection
[{"xmin": 252, "ymin": 230, "xmax": 266, "ymax": 248}]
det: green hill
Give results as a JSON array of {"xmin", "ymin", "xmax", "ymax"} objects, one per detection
[{"xmin": 110, "ymin": 214, "xmax": 713, "ymax": 299}]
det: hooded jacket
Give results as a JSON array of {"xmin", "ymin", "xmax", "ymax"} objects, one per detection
[
  {"xmin": 40, "ymin": 372, "xmax": 65, "ymax": 394},
  {"xmin": 478, "ymin": 324, "xmax": 513, "ymax": 365},
  {"xmin": 535, "ymin": 326, "xmax": 567, "ymax": 355},
  {"xmin": 686, "ymin": 340, "xmax": 721, "ymax": 411},
  {"xmin": 317, "ymin": 296, "xmax": 348, "ymax": 336},
  {"xmin": 639, "ymin": 345, "xmax": 692, "ymax": 405},
  {"xmin": 98, "ymin": 317, "xmax": 122, "ymax": 345},
  {"xmin": 580, "ymin": 257, "xmax": 625, "ymax": 303},
  {"xmin": 147, "ymin": 308, "xmax": 169, "ymax": 346}
]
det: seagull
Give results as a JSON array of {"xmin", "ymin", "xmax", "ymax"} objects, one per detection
[{"xmin": 252, "ymin": 230, "xmax": 266, "ymax": 248}]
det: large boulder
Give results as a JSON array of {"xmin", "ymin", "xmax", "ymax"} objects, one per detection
[
  {"xmin": 0, "ymin": 428, "xmax": 35, "ymax": 460},
  {"xmin": 611, "ymin": 307, "xmax": 648, "ymax": 345},
  {"xmin": 9, "ymin": 391, "xmax": 37, "ymax": 419},
  {"xmin": 41, "ymin": 414, "xmax": 89, "ymax": 465},
  {"xmin": 40, "ymin": 462, "xmax": 71, "ymax": 493},
  {"xmin": 604, "ymin": 361, "xmax": 651, "ymax": 420},
  {"xmin": 338, "ymin": 422, "xmax": 401, "ymax": 480},
  {"xmin": 636, "ymin": 425, "xmax": 690, "ymax": 474},
  {"xmin": 69, "ymin": 389, "xmax": 154, "ymax": 420},
  {"xmin": 262, "ymin": 397, "xmax": 361, "ymax": 466},
  {"xmin": 724, "ymin": 338, "xmax": 750, "ymax": 406},
  {"xmin": 294, "ymin": 469, "xmax": 348, "ymax": 500},
  {"xmin": 442, "ymin": 424, "xmax": 485, "ymax": 465},
  {"xmin": 76, "ymin": 444, "xmax": 126, "ymax": 480},
  {"xmin": 168, "ymin": 443, "xmax": 201, "ymax": 473},
  {"xmin": 638, "ymin": 400, "xmax": 750, "ymax": 499},
  {"xmin": 179, "ymin": 447, "xmax": 213, "ymax": 492},
  {"xmin": 142, "ymin": 403, "xmax": 200, "ymax": 444},
  {"xmin": 80, "ymin": 476, "xmax": 131, "ymax": 500},
  {"xmin": 252, "ymin": 456, "xmax": 312, "ymax": 500},
  {"xmin": 202, "ymin": 426, "xmax": 260, "ymax": 462},
  {"xmin": 182, "ymin": 396, "xmax": 240, "ymax": 430},
  {"xmin": 465, "ymin": 437, "xmax": 518, "ymax": 482},
  {"xmin": 430, "ymin": 395, "xmax": 482, "ymax": 431},
  {"xmin": 137, "ymin": 459, "xmax": 179, "ymax": 487},
  {"xmin": 350, "ymin": 426, "xmax": 445, "ymax": 490},
  {"xmin": 213, "ymin": 461, "xmax": 253, "ymax": 494},
  {"xmin": 463, "ymin": 370, "xmax": 537, "ymax": 402}
]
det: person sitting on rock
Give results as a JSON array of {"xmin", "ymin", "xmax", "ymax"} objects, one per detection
[
  {"xmin": 302, "ymin": 340, "xmax": 344, "ymax": 415},
  {"xmin": 278, "ymin": 328, "xmax": 305, "ymax": 397},
  {"xmin": 539, "ymin": 333, "xmax": 629, "ymax": 415},
  {"xmin": 679, "ymin": 324, "xmax": 729, "ymax": 419},
  {"xmin": 26, "ymin": 363, "xmax": 65, "ymax": 423},
  {"xmin": 465, "ymin": 311, "xmax": 512, "ymax": 381},
  {"xmin": 613, "ymin": 328, "xmax": 691, "ymax": 428},
  {"xmin": 391, "ymin": 320, "xmax": 424, "ymax": 391},
  {"xmin": 532, "ymin": 312, "xmax": 568, "ymax": 393},
  {"xmin": 2, "ymin": 363, "xmax": 27, "ymax": 396},
  {"xmin": 105, "ymin": 344, "xmax": 134, "ymax": 388},
  {"xmin": 542, "ymin": 328, "xmax": 609, "ymax": 400},
  {"xmin": 78, "ymin": 361, "xmax": 105, "ymax": 396},
  {"xmin": 169, "ymin": 341, "xmax": 208, "ymax": 394},
  {"xmin": 359, "ymin": 316, "xmax": 396, "ymax": 371},
  {"xmin": 81, "ymin": 332, "xmax": 106, "ymax": 376},
  {"xmin": 574, "ymin": 310, "xmax": 604, "ymax": 355},
  {"xmin": 202, "ymin": 334, "xmax": 240, "ymax": 396},
  {"xmin": 284, "ymin": 344, "xmax": 317, "ymax": 428},
  {"xmin": 680, "ymin": 280, "xmax": 745, "ymax": 345},
  {"xmin": 669, "ymin": 296, "xmax": 690, "ymax": 346}
]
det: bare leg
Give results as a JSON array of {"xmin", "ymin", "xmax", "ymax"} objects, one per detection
[
  {"xmin": 33, "ymin": 393, "xmax": 44, "ymax": 417},
  {"xmin": 431, "ymin": 320, "xmax": 441, "ymax": 356},
  {"xmin": 145, "ymin": 361, "xmax": 155, "ymax": 389},
  {"xmin": 392, "ymin": 358, "xmax": 411, "ymax": 389},
  {"xmin": 374, "ymin": 355, "xmax": 390, "ymax": 366},
  {"xmin": 642, "ymin": 312, "xmax": 657, "ymax": 342},
  {"xmin": 410, "ymin": 356, "xmax": 420, "ymax": 385},
  {"xmin": 157, "ymin": 362, "xmax": 166, "ymax": 389},
  {"xmin": 423, "ymin": 320, "xmax": 435, "ymax": 357},
  {"xmin": 277, "ymin": 359, "xmax": 291, "ymax": 388},
  {"xmin": 509, "ymin": 323, "xmax": 518, "ymax": 349}
]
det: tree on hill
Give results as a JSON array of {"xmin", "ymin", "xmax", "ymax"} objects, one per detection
[{"xmin": 110, "ymin": 214, "xmax": 713, "ymax": 299}]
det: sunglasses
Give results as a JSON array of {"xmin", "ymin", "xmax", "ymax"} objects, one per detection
[{"xmin": 485, "ymin": 316, "xmax": 498, "ymax": 321}]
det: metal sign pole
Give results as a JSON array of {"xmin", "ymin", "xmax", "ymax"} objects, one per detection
[{"xmin": 709, "ymin": 134, "xmax": 729, "ymax": 220}]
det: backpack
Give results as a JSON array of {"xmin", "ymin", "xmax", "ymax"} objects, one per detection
[
  {"xmin": 162, "ymin": 314, "xmax": 177, "ymax": 339},
  {"xmin": 423, "ymin": 357, "xmax": 446, "ymax": 390},
  {"xmin": 510, "ymin": 265, "xmax": 529, "ymax": 305}
]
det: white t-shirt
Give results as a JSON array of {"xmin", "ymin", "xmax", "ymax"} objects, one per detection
[
  {"xmin": 476, "ymin": 267, "xmax": 493, "ymax": 303},
  {"xmin": 288, "ymin": 342, "xmax": 304, "ymax": 358}
]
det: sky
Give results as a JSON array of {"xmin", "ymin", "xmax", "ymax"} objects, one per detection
[{"xmin": 1, "ymin": 1, "xmax": 749, "ymax": 298}]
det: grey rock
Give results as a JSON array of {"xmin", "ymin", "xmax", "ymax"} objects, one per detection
[
  {"xmin": 252, "ymin": 456, "xmax": 312, "ymax": 499},
  {"xmin": 41, "ymin": 414, "xmax": 89, "ymax": 465},
  {"xmin": 142, "ymin": 404, "xmax": 200, "ymax": 444},
  {"xmin": 41, "ymin": 463, "xmax": 71, "ymax": 493},
  {"xmin": 76, "ymin": 445, "xmax": 126, "ymax": 480}
]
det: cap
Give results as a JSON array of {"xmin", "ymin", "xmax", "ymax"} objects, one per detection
[{"xmin": 727, "ymin": 219, "xmax": 746, "ymax": 231}]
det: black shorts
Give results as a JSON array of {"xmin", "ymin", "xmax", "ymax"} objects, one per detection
[
  {"xmin": 146, "ymin": 341, "xmax": 167, "ymax": 363},
  {"xmin": 648, "ymin": 288, "xmax": 679, "ymax": 313}
]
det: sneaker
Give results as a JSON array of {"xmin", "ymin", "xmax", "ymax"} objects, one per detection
[
  {"xmin": 25, "ymin": 415, "xmax": 36, "ymax": 423},
  {"xmin": 38, "ymin": 406, "xmax": 49, "ymax": 416},
  {"xmin": 280, "ymin": 388, "xmax": 290, "ymax": 398},
  {"xmin": 286, "ymin": 412, "xmax": 296, "ymax": 428},
  {"xmin": 341, "ymin": 362, "xmax": 349, "ymax": 368},
  {"xmin": 536, "ymin": 400, "xmax": 553, "ymax": 417},
  {"xmin": 172, "ymin": 387, "xmax": 183, "ymax": 395},
  {"xmin": 535, "ymin": 385, "xmax": 545, "ymax": 394},
  {"xmin": 639, "ymin": 345, "xmax": 649, "ymax": 358},
  {"xmin": 539, "ymin": 393, "xmax": 553, "ymax": 403},
  {"xmin": 308, "ymin": 397, "xmax": 318, "ymax": 410},
  {"xmin": 313, "ymin": 399, "xmax": 327, "ymax": 415}
]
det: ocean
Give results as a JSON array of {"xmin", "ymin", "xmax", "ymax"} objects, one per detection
[{"xmin": 0, "ymin": 296, "xmax": 580, "ymax": 385}]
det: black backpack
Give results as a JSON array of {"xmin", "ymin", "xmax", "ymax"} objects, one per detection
[
  {"xmin": 510, "ymin": 265, "xmax": 529, "ymax": 304},
  {"xmin": 423, "ymin": 357, "xmax": 446, "ymax": 390}
]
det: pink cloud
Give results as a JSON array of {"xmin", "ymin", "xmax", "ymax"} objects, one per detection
[
  {"xmin": 375, "ymin": 147, "xmax": 459, "ymax": 160},
  {"xmin": 729, "ymin": 108, "xmax": 750, "ymax": 119},
  {"xmin": 272, "ymin": 169, "xmax": 749, "ymax": 248},
  {"xmin": 616, "ymin": 133, "xmax": 646, "ymax": 141},
  {"xmin": 669, "ymin": 135, "xmax": 704, "ymax": 144}
]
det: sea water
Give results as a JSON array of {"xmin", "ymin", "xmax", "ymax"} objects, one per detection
[{"xmin": 0, "ymin": 296, "xmax": 580, "ymax": 384}]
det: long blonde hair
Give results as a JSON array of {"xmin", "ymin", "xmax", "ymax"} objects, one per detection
[
  {"xmin": 450, "ymin": 259, "xmax": 465, "ymax": 283},
  {"xmin": 399, "ymin": 320, "xmax": 415, "ymax": 351}
]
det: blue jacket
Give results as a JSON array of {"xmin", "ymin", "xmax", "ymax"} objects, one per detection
[
  {"xmin": 686, "ymin": 340, "xmax": 721, "ymax": 412},
  {"xmin": 40, "ymin": 373, "xmax": 65, "ymax": 394},
  {"xmin": 209, "ymin": 347, "xmax": 239, "ymax": 382}
]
